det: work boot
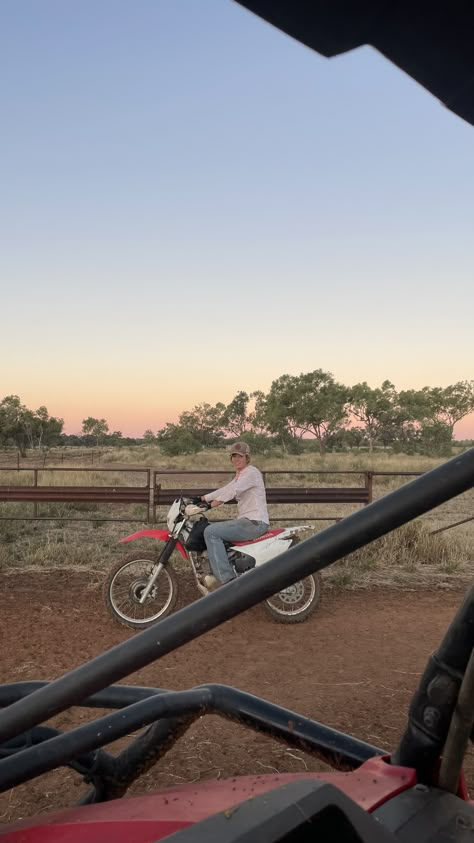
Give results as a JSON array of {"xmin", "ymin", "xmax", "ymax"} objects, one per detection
[{"xmin": 204, "ymin": 574, "xmax": 220, "ymax": 591}]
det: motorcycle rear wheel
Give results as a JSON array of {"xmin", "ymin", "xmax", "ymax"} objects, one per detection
[
  {"xmin": 104, "ymin": 550, "xmax": 178, "ymax": 629},
  {"xmin": 263, "ymin": 573, "xmax": 321, "ymax": 624}
]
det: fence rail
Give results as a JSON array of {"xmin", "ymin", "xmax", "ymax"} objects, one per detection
[
  {"xmin": 0, "ymin": 466, "xmax": 375, "ymax": 523},
  {"xmin": 0, "ymin": 465, "xmax": 472, "ymax": 533}
]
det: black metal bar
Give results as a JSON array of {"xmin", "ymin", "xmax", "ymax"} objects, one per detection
[
  {"xmin": 0, "ymin": 724, "xmax": 110, "ymax": 775},
  {"xmin": 0, "ymin": 681, "xmax": 194, "ymax": 803},
  {"xmin": 0, "ymin": 724, "xmax": 117, "ymax": 805},
  {"xmin": 0, "ymin": 680, "xmax": 381, "ymax": 770},
  {"xmin": 203, "ymin": 684, "xmax": 383, "ymax": 769},
  {"xmin": 0, "ymin": 681, "xmax": 166, "ymax": 709},
  {"xmin": 107, "ymin": 713, "xmax": 199, "ymax": 800},
  {"xmin": 0, "ymin": 689, "xmax": 210, "ymax": 792},
  {"xmin": 0, "ymin": 449, "xmax": 473, "ymax": 747},
  {"xmin": 0, "ymin": 682, "xmax": 382, "ymax": 769},
  {"xmin": 0, "ymin": 685, "xmax": 382, "ymax": 793},
  {"xmin": 392, "ymin": 581, "xmax": 474, "ymax": 779},
  {"xmin": 0, "ymin": 725, "xmax": 62, "ymax": 756},
  {"xmin": 438, "ymin": 647, "xmax": 474, "ymax": 792}
]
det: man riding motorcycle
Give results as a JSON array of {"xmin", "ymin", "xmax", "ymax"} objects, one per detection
[{"xmin": 199, "ymin": 441, "xmax": 269, "ymax": 589}]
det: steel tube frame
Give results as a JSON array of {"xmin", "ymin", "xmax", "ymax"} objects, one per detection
[
  {"xmin": 0, "ymin": 683, "xmax": 383, "ymax": 794},
  {"xmin": 0, "ymin": 450, "xmax": 473, "ymax": 751}
]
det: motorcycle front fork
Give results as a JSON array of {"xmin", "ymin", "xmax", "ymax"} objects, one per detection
[
  {"xmin": 139, "ymin": 539, "xmax": 177, "ymax": 604},
  {"xmin": 139, "ymin": 562, "xmax": 164, "ymax": 603}
]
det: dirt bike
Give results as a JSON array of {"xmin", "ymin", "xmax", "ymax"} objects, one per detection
[
  {"xmin": 2, "ymin": 450, "xmax": 474, "ymax": 843},
  {"xmin": 104, "ymin": 497, "xmax": 322, "ymax": 628},
  {"xmin": 2, "ymin": 4, "xmax": 474, "ymax": 839}
]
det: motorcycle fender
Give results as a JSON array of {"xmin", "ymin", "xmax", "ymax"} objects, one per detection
[
  {"xmin": 119, "ymin": 529, "xmax": 188, "ymax": 560},
  {"xmin": 255, "ymin": 537, "xmax": 293, "ymax": 566},
  {"xmin": 231, "ymin": 535, "xmax": 293, "ymax": 567}
]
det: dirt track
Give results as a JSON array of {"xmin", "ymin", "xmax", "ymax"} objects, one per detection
[{"xmin": 1, "ymin": 571, "xmax": 472, "ymax": 822}]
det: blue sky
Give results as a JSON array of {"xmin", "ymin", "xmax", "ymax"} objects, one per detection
[{"xmin": 1, "ymin": 1, "xmax": 473, "ymax": 437}]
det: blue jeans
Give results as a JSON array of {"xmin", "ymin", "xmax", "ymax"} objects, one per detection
[{"xmin": 204, "ymin": 518, "xmax": 269, "ymax": 584}]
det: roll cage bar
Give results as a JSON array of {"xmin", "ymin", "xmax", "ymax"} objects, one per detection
[{"xmin": 1, "ymin": 448, "xmax": 473, "ymax": 804}]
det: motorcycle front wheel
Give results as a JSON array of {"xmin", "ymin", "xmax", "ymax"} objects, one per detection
[
  {"xmin": 263, "ymin": 573, "xmax": 321, "ymax": 624},
  {"xmin": 104, "ymin": 550, "xmax": 178, "ymax": 629}
]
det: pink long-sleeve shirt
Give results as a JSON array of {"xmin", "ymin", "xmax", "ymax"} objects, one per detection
[{"xmin": 203, "ymin": 465, "xmax": 269, "ymax": 524}]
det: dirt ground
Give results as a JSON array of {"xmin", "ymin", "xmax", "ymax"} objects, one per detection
[{"xmin": 1, "ymin": 571, "xmax": 473, "ymax": 824}]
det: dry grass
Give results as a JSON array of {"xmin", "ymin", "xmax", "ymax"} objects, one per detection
[
  {"xmin": 0, "ymin": 446, "xmax": 472, "ymax": 589},
  {"xmin": 323, "ymin": 521, "xmax": 470, "ymax": 590}
]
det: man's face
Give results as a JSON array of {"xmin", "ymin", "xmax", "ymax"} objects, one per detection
[{"xmin": 231, "ymin": 452, "xmax": 247, "ymax": 468}]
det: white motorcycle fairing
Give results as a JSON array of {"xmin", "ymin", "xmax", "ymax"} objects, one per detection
[{"xmin": 229, "ymin": 526, "xmax": 311, "ymax": 567}]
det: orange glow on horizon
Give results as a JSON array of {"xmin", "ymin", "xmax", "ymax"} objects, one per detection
[{"xmin": 61, "ymin": 411, "xmax": 474, "ymax": 441}]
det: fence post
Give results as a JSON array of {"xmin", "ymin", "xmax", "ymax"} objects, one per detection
[
  {"xmin": 154, "ymin": 481, "xmax": 161, "ymax": 525},
  {"xmin": 148, "ymin": 470, "xmax": 155, "ymax": 524},
  {"xmin": 33, "ymin": 469, "xmax": 38, "ymax": 519},
  {"xmin": 365, "ymin": 471, "xmax": 373, "ymax": 503}
]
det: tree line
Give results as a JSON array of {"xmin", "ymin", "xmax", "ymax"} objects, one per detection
[
  {"xmin": 1, "ymin": 373, "xmax": 473, "ymax": 458},
  {"xmin": 150, "ymin": 372, "xmax": 474, "ymax": 456},
  {"xmin": 0, "ymin": 397, "xmax": 134, "ymax": 455}
]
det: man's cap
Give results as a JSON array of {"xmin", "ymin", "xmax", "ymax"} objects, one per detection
[{"xmin": 226, "ymin": 441, "xmax": 250, "ymax": 456}]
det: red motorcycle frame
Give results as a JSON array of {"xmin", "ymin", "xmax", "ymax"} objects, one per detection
[{"xmin": 103, "ymin": 496, "xmax": 321, "ymax": 628}]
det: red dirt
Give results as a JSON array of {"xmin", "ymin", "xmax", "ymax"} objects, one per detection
[{"xmin": 1, "ymin": 571, "xmax": 473, "ymax": 823}]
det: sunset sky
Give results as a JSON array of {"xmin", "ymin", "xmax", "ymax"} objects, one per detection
[{"xmin": 2, "ymin": 1, "xmax": 473, "ymax": 439}]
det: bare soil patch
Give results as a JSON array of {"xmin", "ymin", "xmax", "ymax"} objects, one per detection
[{"xmin": 0, "ymin": 571, "xmax": 472, "ymax": 822}]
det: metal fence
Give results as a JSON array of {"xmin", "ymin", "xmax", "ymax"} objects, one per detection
[
  {"xmin": 0, "ymin": 448, "xmax": 114, "ymax": 469},
  {"xmin": 0, "ymin": 465, "xmax": 472, "ymax": 532},
  {"xmin": 0, "ymin": 466, "xmax": 375, "ymax": 523}
]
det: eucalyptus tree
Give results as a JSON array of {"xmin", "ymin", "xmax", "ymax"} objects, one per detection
[
  {"xmin": 399, "ymin": 381, "xmax": 474, "ymax": 439},
  {"xmin": 81, "ymin": 417, "xmax": 109, "ymax": 446},
  {"xmin": 247, "ymin": 390, "xmax": 271, "ymax": 435},
  {"xmin": 348, "ymin": 380, "xmax": 399, "ymax": 452},
  {"xmin": 178, "ymin": 402, "xmax": 226, "ymax": 448},
  {"xmin": 23, "ymin": 406, "xmax": 64, "ymax": 450},
  {"xmin": 0, "ymin": 395, "xmax": 63, "ymax": 455},
  {"xmin": 296, "ymin": 370, "xmax": 349, "ymax": 454},
  {"xmin": 264, "ymin": 370, "xmax": 349, "ymax": 454},
  {"xmin": 0, "ymin": 395, "xmax": 30, "ymax": 454},
  {"xmin": 262, "ymin": 374, "xmax": 306, "ymax": 451},
  {"xmin": 156, "ymin": 422, "xmax": 201, "ymax": 455},
  {"xmin": 220, "ymin": 391, "xmax": 251, "ymax": 437}
]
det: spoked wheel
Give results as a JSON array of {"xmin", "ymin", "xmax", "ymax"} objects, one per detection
[
  {"xmin": 104, "ymin": 551, "xmax": 178, "ymax": 629},
  {"xmin": 264, "ymin": 573, "xmax": 321, "ymax": 624}
]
